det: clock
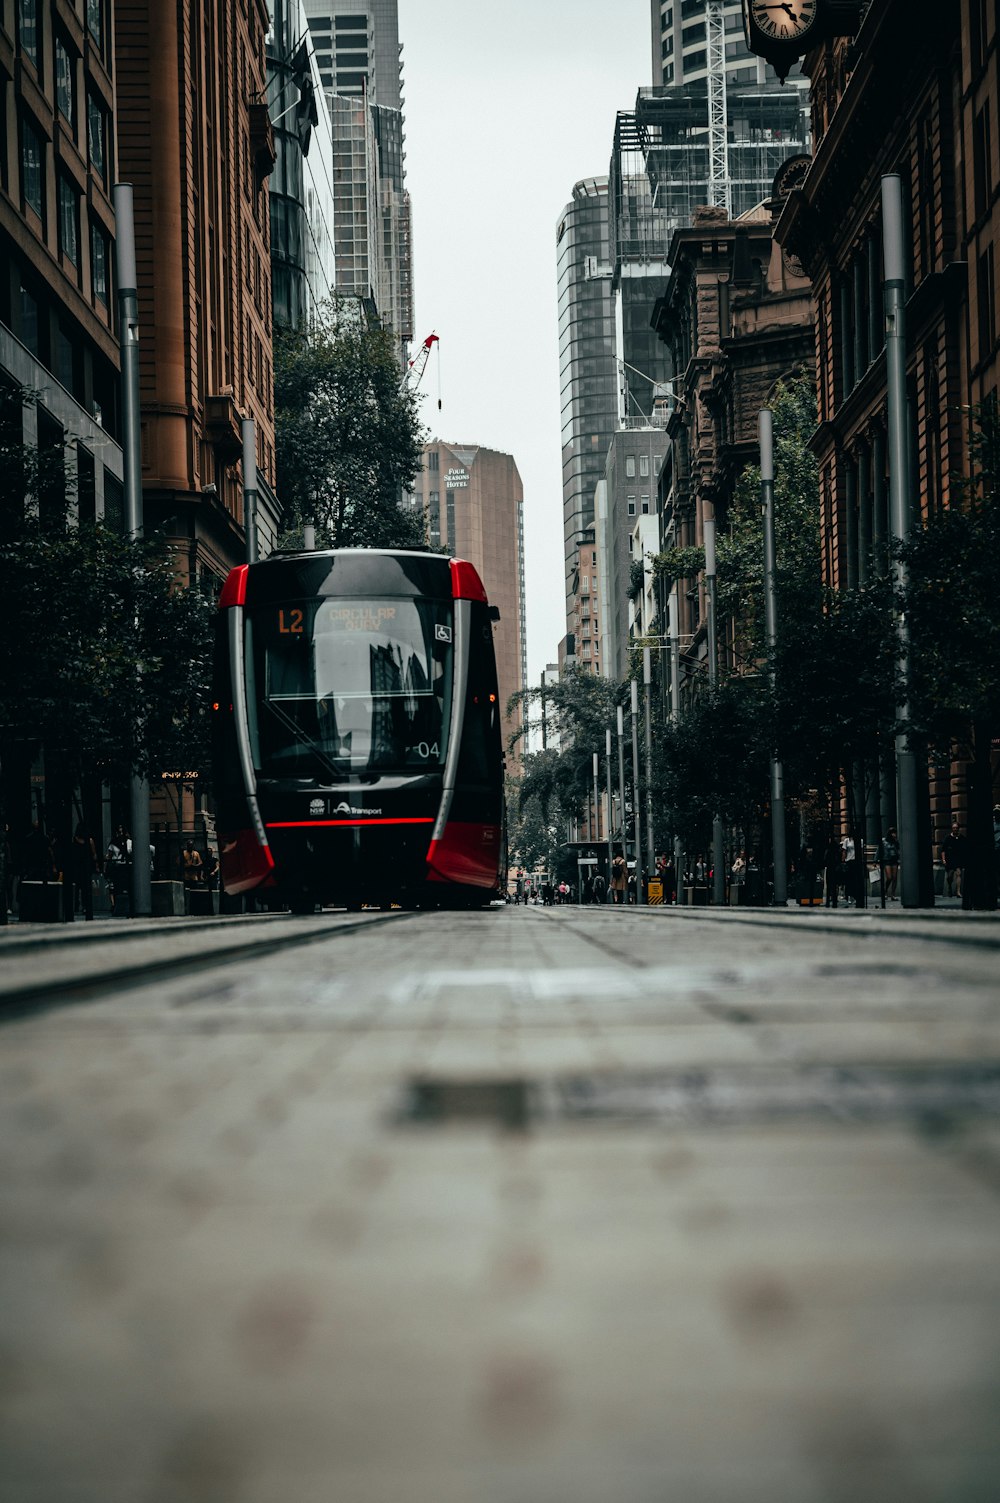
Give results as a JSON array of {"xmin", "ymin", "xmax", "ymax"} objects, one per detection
[{"xmin": 749, "ymin": 0, "xmax": 819, "ymax": 43}]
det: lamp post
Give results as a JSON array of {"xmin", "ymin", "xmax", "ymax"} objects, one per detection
[
  {"xmin": 882, "ymin": 173, "xmax": 923, "ymax": 908},
  {"xmin": 616, "ymin": 703, "xmax": 626, "ymax": 873},
  {"xmin": 605, "ymin": 727, "xmax": 614, "ymax": 899},
  {"xmin": 643, "ymin": 646, "xmax": 655, "ymax": 883},
  {"xmin": 631, "ymin": 678, "xmax": 644, "ymax": 904},
  {"xmin": 704, "ymin": 516, "xmax": 726, "ymax": 906},
  {"xmin": 668, "ymin": 590, "xmax": 683, "ymax": 889},
  {"xmin": 114, "ymin": 183, "xmax": 152, "ymax": 920},
  {"xmin": 760, "ymin": 408, "xmax": 788, "ymax": 907}
]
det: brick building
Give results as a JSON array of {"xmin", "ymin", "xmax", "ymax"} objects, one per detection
[
  {"xmin": 652, "ymin": 190, "xmax": 814, "ymax": 695},
  {"xmin": 774, "ymin": 0, "xmax": 999, "ymax": 844},
  {"xmin": 411, "ymin": 442, "xmax": 527, "ymax": 756},
  {"xmin": 115, "ymin": 0, "xmax": 279, "ymax": 590}
]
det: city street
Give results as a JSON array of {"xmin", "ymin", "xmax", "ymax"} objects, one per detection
[{"xmin": 2, "ymin": 907, "xmax": 999, "ymax": 1502}]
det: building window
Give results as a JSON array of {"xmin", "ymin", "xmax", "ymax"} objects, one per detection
[
  {"xmin": 978, "ymin": 246, "xmax": 996, "ymax": 361},
  {"xmin": 56, "ymin": 37, "xmax": 74, "ymax": 123},
  {"xmin": 641, "ymin": 495, "xmax": 650, "ymax": 513},
  {"xmin": 625, "ymin": 455, "xmax": 636, "ymax": 478},
  {"xmin": 627, "ymin": 496, "xmax": 636, "ymax": 516},
  {"xmin": 591, "ymin": 551, "xmax": 597, "ymax": 566},
  {"xmin": 87, "ymin": 0, "xmax": 102, "ymax": 47},
  {"xmin": 427, "ymin": 450, "xmax": 439, "ymax": 471},
  {"xmin": 19, "ymin": 0, "xmax": 39, "ymax": 68},
  {"xmin": 19, "ymin": 277, "xmax": 39, "ymax": 355},
  {"xmin": 21, "ymin": 116, "xmax": 43, "ymax": 219},
  {"xmin": 628, "ymin": 534, "xmax": 634, "ymax": 554},
  {"xmin": 58, "ymin": 176, "xmax": 78, "ymax": 265},
  {"xmin": 974, "ymin": 104, "xmax": 992, "ymax": 220},
  {"xmin": 581, "ymin": 575, "xmax": 589, "ymax": 592},
  {"xmin": 90, "ymin": 218, "xmax": 108, "ymax": 304},
  {"xmin": 639, "ymin": 454, "xmax": 649, "ymax": 477},
  {"xmin": 87, "ymin": 95, "xmax": 106, "ymax": 179}
]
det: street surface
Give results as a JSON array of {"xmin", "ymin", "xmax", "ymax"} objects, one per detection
[{"xmin": 2, "ymin": 906, "xmax": 1000, "ymax": 1502}]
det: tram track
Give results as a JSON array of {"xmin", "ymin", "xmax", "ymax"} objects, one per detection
[{"xmin": 0, "ymin": 909, "xmax": 416, "ymax": 1021}]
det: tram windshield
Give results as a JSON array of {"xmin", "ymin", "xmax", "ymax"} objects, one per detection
[{"xmin": 247, "ymin": 597, "xmax": 453, "ymax": 778}]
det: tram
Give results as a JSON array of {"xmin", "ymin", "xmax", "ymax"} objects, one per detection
[{"xmin": 211, "ymin": 548, "xmax": 507, "ymax": 912}]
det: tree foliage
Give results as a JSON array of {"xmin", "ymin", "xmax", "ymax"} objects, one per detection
[
  {"xmin": 273, "ymin": 298, "xmax": 427, "ymax": 550},
  {"xmin": 0, "ymin": 387, "xmax": 214, "ymax": 784}
]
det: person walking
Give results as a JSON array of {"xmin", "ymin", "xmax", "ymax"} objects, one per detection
[
  {"xmin": 182, "ymin": 839, "xmax": 204, "ymax": 887},
  {"xmin": 104, "ymin": 827, "xmax": 130, "ymax": 916},
  {"xmin": 592, "ymin": 871, "xmax": 607, "ymax": 905},
  {"xmin": 940, "ymin": 819, "xmax": 967, "ymax": 900},
  {"xmin": 878, "ymin": 828, "xmax": 900, "ymax": 902},
  {"xmin": 611, "ymin": 852, "xmax": 627, "ymax": 905},
  {"xmin": 70, "ymin": 822, "xmax": 98, "ymax": 922},
  {"xmin": 823, "ymin": 835, "xmax": 842, "ymax": 908}
]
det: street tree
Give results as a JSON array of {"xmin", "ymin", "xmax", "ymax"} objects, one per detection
[
  {"xmin": 273, "ymin": 298, "xmax": 427, "ymax": 550},
  {"xmin": 902, "ymin": 401, "xmax": 1000, "ymax": 909}
]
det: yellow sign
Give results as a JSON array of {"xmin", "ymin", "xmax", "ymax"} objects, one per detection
[{"xmin": 647, "ymin": 879, "xmax": 663, "ymax": 905}]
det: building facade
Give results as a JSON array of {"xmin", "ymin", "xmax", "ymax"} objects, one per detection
[
  {"xmin": 601, "ymin": 425, "xmax": 667, "ymax": 679},
  {"xmin": 556, "ymin": 178, "xmax": 619, "ymax": 628},
  {"xmin": 413, "ymin": 441, "xmax": 526, "ymax": 752},
  {"xmin": 267, "ymin": 0, "xmax": 336, "ymax": 329},
  {"xmin": 774, "ymin": 0, "xmax": 999, "ymax": 849},
  {"xmin": 651, "ymin": 0, "xmax": 799, "ymax": 91},
  {"xmin": 115, "ymin": 0, "xmax": 279, "ymax": 585},
  {"xmin": 652, "ymin": 196, "xmax": 813, "ymax": 694},
  {"xmin": 305, "ymin": 1, "xmax": 412, "ymax": 361}
]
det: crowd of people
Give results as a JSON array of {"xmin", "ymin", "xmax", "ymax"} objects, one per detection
[{"xmin": 2, "ymin": 820, "xmax": 220, "ymax": 920}]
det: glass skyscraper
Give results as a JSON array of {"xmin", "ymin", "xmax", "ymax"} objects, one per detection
[{"xmin": 556, "ymin": 178, "xmax": 619, "ymax": 625}]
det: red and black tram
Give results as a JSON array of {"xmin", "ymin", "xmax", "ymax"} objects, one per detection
[{"xmin": 211, "ymin": 548, "xmax": 507, "ymax": 912}]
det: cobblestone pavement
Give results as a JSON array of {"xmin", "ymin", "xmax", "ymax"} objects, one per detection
[{"xmin": 2, "ymin": 907, "xmax": 999, "ymax": 1502}]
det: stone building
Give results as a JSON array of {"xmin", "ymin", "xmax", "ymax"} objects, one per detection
[
  {"xmin": 115, "ymin": 0, "xmax": 279, "ymax": 588},
  {"xmin": 773, "ymin": 0, "xmax": 999, "ymax": 846},
  {"xmin": 651, "ymin": 188, "xmax": 813, "ymax": 693},
  {"xmin": 411, "ymin": 442, "xmax": 526, "ymax": 755}
]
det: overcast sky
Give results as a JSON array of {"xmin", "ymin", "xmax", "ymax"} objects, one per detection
[{"xmin": 399, "ymin": 0, "xmax": 651, "ymax": 680}]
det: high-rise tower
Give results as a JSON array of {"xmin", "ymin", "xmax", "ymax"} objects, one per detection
[
  {"xmin": 303, "ymin": 1, "xmax": 412, "ymax": 361},
  {"xmin": 556, "ymin": 179, "xmax": 619, "ymax": 630}
]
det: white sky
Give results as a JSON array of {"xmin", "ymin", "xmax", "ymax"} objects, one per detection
[{"xmin": 399, "ymin": 0, "xmax": 651, "ymax": 681}]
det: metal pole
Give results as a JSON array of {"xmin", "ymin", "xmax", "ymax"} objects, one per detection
[
  {"xmin": 643, "ymin": 646, "xmax": 655, "ymax": 881},
  {"xmin": 669, "ymin": 591, "xmax": 683, "ymax": 889},
  {"xmin": 114, "ymin": 183, "xmax": 152, "ymax": 919},
  {"xmin": 616, "ymin": 703, "xmax": 626, "ymax": 888},
  {"xmin": 631, "ymin": 678, "xmax": 644, "ymax": 904},
  {"xmin": 760, "ymin": 409, "xmax": 788, "ymax": 906},
  {"xmin": 704, "ymin": 516, "xmax": 726, "ymax": 906},
  {"xmin": 242, "ymin": 417, "xmax": 259, "ymax": 564},
  {"xmin": 882, "ymin": 174, "xmax": 922, "ymax": 908},
  {"xmin": 593, "ymin": 751, "xmax": 600, "ymax": 851},
  {"xmin": 540, "ymin": 671, "xmax": 547, "ymax": 751},
  {"xmin": 605, "ymin": 727, "xmax": 614, "ymax": 899}
]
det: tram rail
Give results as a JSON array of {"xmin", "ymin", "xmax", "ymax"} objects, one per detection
[{"xmin": 0, "ymin": 909, "xmax": 414, "ymax": 1018}]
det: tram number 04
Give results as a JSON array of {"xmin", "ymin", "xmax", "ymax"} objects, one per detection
[
  {"xmin": 278, "ymin": 608, "xmax": 304, "ymax": 634},
  {"xmin": 409, "ymin": 741, "xmax": 439, "ymax": 760}
]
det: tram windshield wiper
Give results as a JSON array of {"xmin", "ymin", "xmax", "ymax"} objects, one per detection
[{"xmin": 262, "ymin": 697, "xmax": 344, "ymax": 783}]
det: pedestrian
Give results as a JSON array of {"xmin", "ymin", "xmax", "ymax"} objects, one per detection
[
  {"xmin": 203, "ymin": 847, "xmax": 219, "ymax": 891},
  {"xmin": 592, "ymin": 871, "xmax": 607, "ymax": 904},
  {"xmin": 626, "ymin": 870, "xmax": 636, "ymax": 904},
  {"xmin": 841, "ymin": 831, "xmax": 858, "ymax": 906},
  {"xmin": 878, "ymin": 827, "xmax": 900, "ymax": 902},
  {"xmin": 104, "ymin": 826, "xmax": 131, "ymax": 916},
  {"xmin": 940, "ymin": 819, "xmax": 967, "ymax": 900},
  {"xmin": 823, "ymin": 835, "xmax": 842, "ymax": 908},
  {"xmin": 70, "ymin": 821, "xmax": 98, "ymax": 922},
  {"xmin": 182, "ymin": 839, "xmax": 203, "ymax": 887},
  {"xmin": 797, "ymin": 839, "xmax": 819, "ymax": 903},
  {"xmin": 611, "ymin": 852, "xmax": 627, "ymax": 905},
  {"xmin": 582, "ymin": 873, "xmax": 594, "ymax": 905}
]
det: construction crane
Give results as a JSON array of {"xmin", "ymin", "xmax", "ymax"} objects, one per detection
[
  {"xmin": 706, "ymin": 0, "xmax": 732, "ymax": 218},
  {"xmin": 405, "ymin": 332, "xmax": 441, "ymax": 409}
]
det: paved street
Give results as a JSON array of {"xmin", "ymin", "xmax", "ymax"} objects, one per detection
[{"xmin": 2, "ymin": 907, "xmax": 1000, "ymax": 1502}]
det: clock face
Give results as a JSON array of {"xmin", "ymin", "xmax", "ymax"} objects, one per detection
[{"xmin": 750, "ymin": 0, "xmax": 818, "ymax": 41}]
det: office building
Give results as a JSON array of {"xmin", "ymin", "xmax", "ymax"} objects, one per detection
[
  {"xmin": 267, "ymin": 1, "xmax": 337, "ymax": 328},
  {"xmin": 412, "ymin": 442, "xmax": 526, "ymax": 753},
  {"xmin": 556, "ymin": 178, "xmax": 619, "ymax": 629},
  {"xmin": 304, "ymin": 1, "xmax": 412, "ymax": 361},
  {"xmin": 115, "ymin": 0, "xmax": 280, "ymax": 582},
  {"xmin": 651, "ymin": 0, "xmax": 790, "ymax": 90}
]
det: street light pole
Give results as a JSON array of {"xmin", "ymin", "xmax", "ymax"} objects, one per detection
[
  {"xmin": 882, "ymin": 173, "xmax": 923, "ymax": 908},
  {"xmin": 760, "ymin": 409, "xmax": 788, "ymax": 907},
  {"xmin": 668, "ymin": 590, "xmax": 683, "ymax": 889},
  {"xmin": 631, "ymin": 678, "xmax": 644, "ymax": 904},
  {"xmin": 616, "ymin": 703, "xmax": 627, "ymax": 897},
  {"xmin": 605, "ymin": 727, "xmax": 614, "ymax": 899},
  {"xmin": 643, "ymin": 645, "xmax": 655, "ymax": 883},
  {"xmin": 114, "ymin": 183, "xmax": 152, "ymax": 920},
  {"xmin": 704, "ymin": 516, "xmax": 726, "ymax": 906}
]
